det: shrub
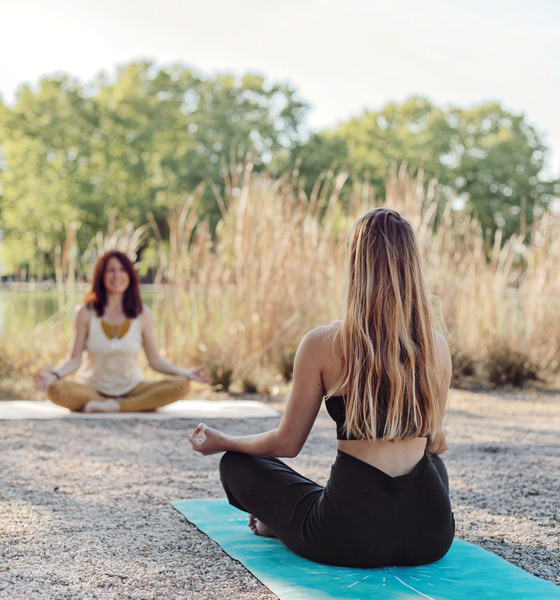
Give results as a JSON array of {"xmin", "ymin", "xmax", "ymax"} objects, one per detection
[
  {"xmin": 275, "ymin": 347, "xmax": 297, "ymax": 382},
  {"xmin": 450, "ymin": 345, "xmax": 477, "ymax": 386},
  {"xmin": 198, "ymin": 347, "xmax": 235, "ymax": 392},
  {"xmin": 486, "ymin": 343, "xmax": 539, "ymax": 387},
  {"xmin": 209, "ymin": 362, "xmax": 234, "ymax": 392},
  {"xmin": 241, "ymin": 376, "xmax": 259, "ymax": 394}
]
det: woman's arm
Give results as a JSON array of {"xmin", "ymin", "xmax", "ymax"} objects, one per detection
[
  {"xmin": 426, "ymin": 331, "xmax": 452, "ymax": 455},
  {"xmin": 33, "ymin": 305, "xmax": 89, "ymax": 391},
  {"xmin": 140, "ymin": 306, "xmax": 208, "ymax": 383},
  {"xmin": 188, "ymin": 327, "xmax": 328, "ymax": 458}
]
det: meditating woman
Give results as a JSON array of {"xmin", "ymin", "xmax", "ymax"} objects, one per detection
[
  {"xmin": 34, "ymin": 250, "xmax": 208, "ymax": 413},
  {"xmin": 188, "ymin": 208, "xmax": 454, "ymax": 568}
]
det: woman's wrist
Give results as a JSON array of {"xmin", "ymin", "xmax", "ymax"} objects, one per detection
[{"xmin": 49, "ymin": 370, "xmax": 62, "ymax": 379}]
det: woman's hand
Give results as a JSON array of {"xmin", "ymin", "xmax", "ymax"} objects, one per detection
[
  {"xmin": 33, "ymin": 371, "xmax": 58, "ymax": 392},
  {"xmin": 427, "ymin": 430, "xmax": 448, "ymax": 455},
  {"xmin": 188, "ymin": 423, "xmax": 227, "ymax": 455},
  {"xmin": 185, "ymin": 366, "xmax": 210, "ymax": 384}
]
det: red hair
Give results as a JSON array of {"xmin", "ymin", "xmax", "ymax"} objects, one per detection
[{"xmin": 84, "ymin": 251, "xmax": 143, "ymax": 318}]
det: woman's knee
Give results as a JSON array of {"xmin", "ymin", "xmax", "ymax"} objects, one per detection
[
  {"xmin": 219, "ymin": 452, "xmax": 267, "ymax": 490},
  {"xmin": 46, "ymin": 380, "xmax": 67, "ymax": 403},
  {"xmin": 46, "ymin": 381, "xmax": 86, "ymax": 411},
  {"xmin": 219, "ymin": 451, "xmax": 247, "ymax": 479},
  {"xmin": 161, "ymin": 376, "xmax": 191, "ymax": 396},
  {"xmin": 219, "ymin": 452, "xmax": 255, "ymax": 508}
]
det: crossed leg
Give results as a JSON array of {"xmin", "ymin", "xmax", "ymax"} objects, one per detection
[
  {"xmin": 118, "ymin": 377, "xmax": 190, "ymax": 412},
  {"xmin": 47, "ymin": 380, "xmax": 108, "ymax": 412},
  {"xmin": 47, "ymin": 376, "xmax": 190, "ymax": 413},
  {"xmin": 219, "ymin": 451, "xmax": 323, "ymax": 544}
]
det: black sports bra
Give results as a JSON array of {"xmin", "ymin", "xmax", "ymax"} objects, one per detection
[
  {"xmin": 325, "ymin": 395, "xmax": 428, "ymax": 441},
  {"xmin": 324, "ymin": 395, "xmax": 374, "ymax": 440}
]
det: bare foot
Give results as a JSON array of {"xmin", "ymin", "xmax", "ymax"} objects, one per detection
[
  {"xmin": 248, "ymin": 514, "xmax": 276, "ymax": 538},
  {"xmin": 82, "ymin": 399, "xmax": 121, "ymax": 413}
]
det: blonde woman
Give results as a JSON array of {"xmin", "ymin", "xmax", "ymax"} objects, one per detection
[{"xmin": 189, "ymin": 208, "xmax": 454, "ymax": 567}]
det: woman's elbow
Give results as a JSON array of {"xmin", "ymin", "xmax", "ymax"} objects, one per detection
[
  {"xmin": 273, "ymin": 437, "xmax": 304, "ymax": 459},
  {"xmin": 146, "ymin": 357, "xmax": 163, "ymax": 371},
  {"xmin": 68, "ymin": 356, "xmax": 82, "ymax": 370},
  {"xmin": 283, "ymin": 447, "xmax": 301, "ymax": 459}
]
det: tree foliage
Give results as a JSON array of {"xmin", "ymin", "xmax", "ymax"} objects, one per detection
[
  {"xmin": 287, "ymin": 96, "xmax": 557, "ymax": 238},
  {"xmin": 0, "ymin": 61, "xmax": 307, "ymax": 273},
  {"xmin": 0, "ymin": 70, "xmax": 557, "ymax": 276},
  {"xmin": 442, "ymin": 103, "xmax": 553, "ymax": 235}
]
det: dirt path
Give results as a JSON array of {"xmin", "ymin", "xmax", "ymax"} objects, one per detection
[{"xmin": 1, "ymin": 388, "xmax": 558, "ymax": 599}]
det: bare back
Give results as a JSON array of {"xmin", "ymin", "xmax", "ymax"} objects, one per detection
[{"xmin": 317, "ymin": 322, "xmax": 451, "ymax": 477}]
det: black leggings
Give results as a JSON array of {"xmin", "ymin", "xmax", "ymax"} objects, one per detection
[{"xmin": 219, "ymin": 450, "xmax": 455, "ymax": 568}]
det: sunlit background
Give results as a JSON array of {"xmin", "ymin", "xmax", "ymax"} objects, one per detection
[
  {"xmin": 2, "ymin": 0, "xmax": 559, "ymax": 173},
  {"xmin": 1, "ymin": 0, "xmax": 560, "ymax": 395}
]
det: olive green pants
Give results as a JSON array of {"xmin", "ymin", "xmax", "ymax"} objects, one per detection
[{"xmin": 47, "ymin": 376, "xmax": 191, "ymax": 412}]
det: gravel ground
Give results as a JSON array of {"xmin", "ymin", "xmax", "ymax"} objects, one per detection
[{"xmin": 1, "ymin": 388, "xmax": 559, "ymax": 599}]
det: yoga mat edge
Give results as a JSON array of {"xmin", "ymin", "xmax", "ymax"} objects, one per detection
[{"xmin": 172, "ymin": 498, "xmax": 559, "ymax": 600}]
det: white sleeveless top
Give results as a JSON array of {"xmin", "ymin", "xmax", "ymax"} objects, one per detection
[{"xmin": 76, "ymin": 313, "xmax": 144, "ymax": 396}]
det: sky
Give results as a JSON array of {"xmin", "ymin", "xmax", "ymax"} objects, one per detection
[{"xmin": 1, "ymin": 0, "xmax": 559, "ymax": 175}]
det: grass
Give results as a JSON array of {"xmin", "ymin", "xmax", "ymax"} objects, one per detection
[{"xmin": 2, "ymin": 161, "xmax": 560, "ymax": 396}]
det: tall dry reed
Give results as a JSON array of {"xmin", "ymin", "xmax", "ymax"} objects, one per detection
[
  {"xmin": 150, "ymin": 157, "xmax": 351, "ymax": 387},
  {"xmin": 4, "ymin": 163, "xmax": 560, "ymax": 393},
  {"xmin": 383, "ymin": 164, "xmax": 560, "ymax": 380},
  {"xmin": 150, "ymin": 161, "xmax": 560, "ymax": 387}
]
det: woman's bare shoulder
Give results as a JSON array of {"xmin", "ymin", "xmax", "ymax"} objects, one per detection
[
  {"xmin": 302, "ymin": 321, "xmax": 340, "ymax": 344},
  {"xmin": 138, "ymin": 304, "xmax": 153, "ymax": 322},
  {"xmin": 433, "ymin": 330, "xmax": 452, "ymax": 378},
  {"xmin": 298, "ymin": 322, "xmax": 341, "ymax": 366},
  {"xmin": 433, "ymin": 330, "xmax": 450, "ymax": 355},
  {"xmin": 74, "ymin": 303, "xmax": 93, "ymax": 321}
]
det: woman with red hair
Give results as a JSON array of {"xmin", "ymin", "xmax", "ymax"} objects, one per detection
[{"xmin": 34, "ymin": 250, "xmax": 208, "ymax": 412}]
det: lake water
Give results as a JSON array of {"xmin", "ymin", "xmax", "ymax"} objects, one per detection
[
  {"xmin": 0, "ymin": 288, "xmax": 158, "ymax": 338},
  {"xmin": 0, "ymin": 289, "xmax": 66, "ymax": 337}
]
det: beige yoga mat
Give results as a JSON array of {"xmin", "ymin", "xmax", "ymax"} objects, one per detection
[{"xmin": 0, "ymin": 399, "xmax": 279, "ymax": 420}]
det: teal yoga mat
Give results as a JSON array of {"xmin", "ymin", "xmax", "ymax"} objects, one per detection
[{"xmin": 173, "ymin": 498, "xmax": 559, "ymax": 600}]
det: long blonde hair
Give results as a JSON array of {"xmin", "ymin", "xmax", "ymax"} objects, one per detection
[{"xmin": 328, "ymin": 208, "xmax": 443, "ymax": 440}]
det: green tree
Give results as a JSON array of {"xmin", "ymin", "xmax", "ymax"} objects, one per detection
[
  {"xmin": 286, "ymin": 97, "xmax": 451, "ymax": 196},
  {"xmin": 290, "ymin": 97, "xmax": 556, "ymax": 239},
  {"xmin": 0, "ymin": 61, "xmax": 309, "ymax": 275},
  {"xmin": 278, "ymin": 131, "xmax": 350, "ymax": 192},
  {"xmin": 338, "ymin": 96, "xmax": 451, "ymax": 182},
  {"xmin": 442, "ymin": 102, "xmax": 554, "ymax": 235},
  {"xmin": 0, "ymin": 76, "xmax": 95, "ymax": 273},
  {"xmin": 82, "ymin": 63, "xmax": 308, "ymax": 237}
]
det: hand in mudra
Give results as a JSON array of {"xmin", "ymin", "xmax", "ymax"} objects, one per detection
[
  {"xmin": 185, "ymin": 366, "xmax": 211, "ymax": 384},
  {"xmin": 33, "ymin": 370, "xmax": 58, "ymax": 392},
  {"xmin": 188, "ymin": 423, "xmax": 226, "ymax": 455}
]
